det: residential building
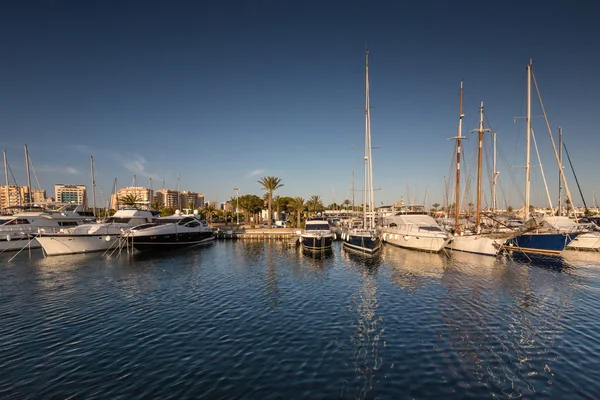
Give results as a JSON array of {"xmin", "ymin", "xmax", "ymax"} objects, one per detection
[
  {"xmin": 179, "ymin": 191, "xmax": 205, "ymax": 210},
  {"xmin": 55, "ymin": 184, "xmax": 87, "ymax": 207},
  {"xmin": 154, "ymin": 189, "xmax": 180, "ymax": 208},
  {"xmin": 0, "ymin": 185, "xmax": 31, "ymax": 209}
]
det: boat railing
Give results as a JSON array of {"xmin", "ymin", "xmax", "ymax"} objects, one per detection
[{"xmin": 384, "ymin": 224, "xmax": 445, "ymax": 235}]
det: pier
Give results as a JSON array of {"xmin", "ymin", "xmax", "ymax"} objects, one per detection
[{"xmin": 214, "ymin": 227, "xmax": 300, "ymax": 241}]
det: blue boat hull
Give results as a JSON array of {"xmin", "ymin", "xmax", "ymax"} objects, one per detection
[
  {"xmin": 505, "ymin": 232, "xmax": 578, "ymax": 255},
  {"xmin": 301, "ymin": 235, "xmax": 333, "ymax": 252},
  {"xmin": 343, "ymin": 233, "xmax": 381, "ymax": 255}
]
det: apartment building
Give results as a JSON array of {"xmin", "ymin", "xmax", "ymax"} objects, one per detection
[{"xmin": 55, "ymin": 184, "xmax": 87, "ymax": 208}]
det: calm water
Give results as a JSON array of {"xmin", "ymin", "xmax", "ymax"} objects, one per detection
[{"xmin": 1, "ymin": 241, "xmax": 600, "ymax": 399}]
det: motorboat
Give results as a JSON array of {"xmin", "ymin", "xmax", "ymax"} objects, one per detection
[
  {"xmin": 0, "ymin": 203, "xmax": 92, "ymax": 252},
  {"xmin": 300, "ymin": 217, "xmax": 334, "ymax": 252},
  {"xmin": 36, "ymin": 207, "xmax": 156, "ymax": 256},
  {"xmin": 381, "ymin": 204, "xmax": 448, "ymax": 253},
  {"xmin": 123, "ymin": 209, "xmax": 215, "ymax": 251}
]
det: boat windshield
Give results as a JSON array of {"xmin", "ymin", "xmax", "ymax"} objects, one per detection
[
  {"xmin": 105, "ymin": 217, "xmax": 132, "ymax": 223},
  {"xmin": 305, "ymin": 223, "xmax": 330, "ymax": 231}
]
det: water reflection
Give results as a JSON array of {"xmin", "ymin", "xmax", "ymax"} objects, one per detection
[
  {"xmin": 384, "ymin": 246, "xmax": 446, "ymax": 292},
  {"xmin": 345, "ymin": 264, "xmax": 384, "ymax": 400},
  {"xmin": 439, "ymin": 252, "xmax": 579, "ymax": 397}
]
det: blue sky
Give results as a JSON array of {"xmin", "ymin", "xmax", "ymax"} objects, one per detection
[{"xmin": 1, "ymin": 1, "xmax": 598, "ymax": 209}]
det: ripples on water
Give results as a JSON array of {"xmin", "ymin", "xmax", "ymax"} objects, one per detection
[{"xmin": 1, "ymin": 242, "xmax": 600, "ymax": 399}]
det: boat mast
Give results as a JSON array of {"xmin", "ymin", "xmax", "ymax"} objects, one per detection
[
  {"xmin": 558, "ymin": 127, "xmax": 563, "ymax": 216},
  {"xmin": 24, "ymin": 144, "xmax": 33, "ymax": 206},
  {"xmin": 476, "ymin": 101, "xmax": 484, "ymax": 228},
  {"xmin": 525, "ymin": 60, "xmax": 532, "ymax": 221},
  {"xmin": 453, "ymin": 80, "xmax": 464, "ymax": 231},
  {"xmin": 90, "ymin": 156, "xmax": 96, "ymax": 218},
  {"xmin": 3, "ymin": 149, "xmax": 9, "ymax": 209},
  {"xmin": 492, "ymin": 131, "xmax": 499, "ymax": 213},
  {"xmin": 363, "ymin": 50, "xmax": 369, "ymax": 229}
]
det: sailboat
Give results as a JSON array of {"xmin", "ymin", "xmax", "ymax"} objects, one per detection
[
  {"xmin": 342, "ymin": 50, "xmax": 381, "ymax": 255},
  {"xmin": 444, "ymin": 85, "xmax": 510, "ymax": 256},
  {"xmin": 504, "ymin": 60, "xmax": 581, "ymax": 256}
]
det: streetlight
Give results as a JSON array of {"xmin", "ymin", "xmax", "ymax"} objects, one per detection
[{"xmin": 233, "ymin": 188, "xmax": 240, "ymax": 225}]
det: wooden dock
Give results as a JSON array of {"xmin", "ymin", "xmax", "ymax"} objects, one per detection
[{"xmin": 214, "ymin": 227, "xmax": 301, "ymax": 241}]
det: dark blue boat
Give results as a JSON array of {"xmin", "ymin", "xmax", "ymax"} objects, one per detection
[{"xmin": 504, "ymin": 232, "xmax": 578, "ymax": 256}]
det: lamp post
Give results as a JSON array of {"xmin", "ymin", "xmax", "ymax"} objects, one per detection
[{"xmin": 234, "ymin": 188, "xmax": 240, "ymax": 225}]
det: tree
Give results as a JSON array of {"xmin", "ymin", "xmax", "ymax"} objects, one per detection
[
  {"xmin": 150, "ymin": 199, "xmax": 163, "ymax": 211},
  {"xmin": 120, "ymin": 194, "xmax": 141, "ymax": 206},
  {"xmin": 343, "ymin": 199, "xmax": 351, "ymax": 210},
  {"xmin": 258, "ymin": 176, "xmax": 284, "ymax": 229},
  {"xmin": 306, "ymin": 195, "xmax": 323, "ymax": 216},
  {"xmin": 432, "ymin": 203, "xmax": 440, "ymax": 211},
  {"xmin": 507, "ymin": 205, "xmax": 514, "ymax": 213},
  {"xmin": 290, "ymin": 197, "xmax": 305, "ymax": 228}
]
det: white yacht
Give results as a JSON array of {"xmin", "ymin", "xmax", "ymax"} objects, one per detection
[
  {"xmin": 300, "ymin": 218, "xmax": 334, "ymax": 252},
  {"xmin": 36, "ymin": 207, "xmax": 156, "ymax": 256},
  {"xmin": 0, "ymin": 204, "xmax": 92, "ymax": 252},
  {"xmin": 382, "ymin": 204, "xmax": 448, "ymax": 253},
  {"xmin": 123, "ymin": 209, "xmax": 215, "ymax": 252}
]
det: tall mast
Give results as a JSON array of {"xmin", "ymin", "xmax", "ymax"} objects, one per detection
[
  {"xmin": 558, "ymin": 127, "xmax": 563, "ymax": 216},
  {"xmin": 363, "ymin": 50, "xmax": 369, "ymax": 228},
  {"xmin": 525, "ymin": 60, "xmax": 532, "ymax": 221},
  {"xmin": 476, "ymin": 101, "xmax": 484, "ymax": 228},
  {"xmin": 24, "ymin": 144, "xmax": 32, "ymax": 206},
  {"xmin": 351, "ymin": 170, "xmax": 355, "ymax": 212},
  {"xmin": 113, "ymin": 177, "xmax": 118, "ymax": 209},
  {"xmin": 492, "ymin": 131, "xmax": 498, "ymax": 213},
  {"xmin": 454, "ymin": 81, "xmax": 464, "ymax": 230},
  {"xmin": 177, "ymin": 172, "xmax": 181, "ymax": 209},
  {"xmin": 90, "ymin": 156, "xmax": 96, "ymax": 217},
  {"xmin": 3, "ymin": 150, "xmax": 9, "ymax": 209}
]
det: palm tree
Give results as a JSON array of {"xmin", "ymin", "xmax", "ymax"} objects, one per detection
[
  {"xmin": 258, "ymin": 176, "xmax": 284, "ymax": 229},
  {"xmin": 120, "ymin": 193, "xmax": 141, "ymax": 206},
  {"xmin": 290, "ymin": 197, "xmax": 305, "ymax": 228},
  {"xmin": 343, "ymin": 199, "xmax": 351, "ymax": 210},
  {"xmin": 306, "ymin": 195, "xmax": 323, "ymax": 216},
  {"xmin": 432, "ymin": 203, "xmax": 440, "ymax": 211},
  {"xmin": 273, "ymin": 195, "xmax": 282, "ymax": 220},
  {"xmin": 150, "ymin": 199, "xmax": 163, "ymax": 211}
]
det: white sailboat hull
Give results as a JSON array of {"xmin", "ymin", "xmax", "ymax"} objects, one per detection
[
  {"xmin": 445, "ymin": 234, "xmax": 507, "ymax": 256},
  {"xmin": 382, "ymin": 230, "xmax": 447, "ymax": 253},
  {"xmin": 566, "ymin": 232, "xmax": 600, "ymax": 251}
]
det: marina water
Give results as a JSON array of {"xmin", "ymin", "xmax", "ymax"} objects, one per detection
[{"xmin": 1, "ymin": 242, "xmax": 600, "ymax": 399}]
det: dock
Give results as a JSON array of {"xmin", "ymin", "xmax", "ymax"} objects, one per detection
[{"xmin": 214, "ymin": 227, "xmax": 300, "ymax": 241}]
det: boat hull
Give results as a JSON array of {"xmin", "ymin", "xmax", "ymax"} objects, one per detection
[
  {"xmin": 505, "ymin": 232, "xmax": 577, "ymax": 255},
  {"xmin": 566, "ymin": 232, "xmax": 600, "ymax": 252},
  {"xmin": 445, "ymin": 234, "xmax": 508, "ymax": 256},
  {"xmin": 300, "ymin": 234, "xmax": 333, "ymax": 252},
  {"xmin": 342, "ymin": 231, "xmax": 381, "ymax": 255},
  {"xmin": 126, "ymin": 231, "xmax": 216, "ymax": 252},
  {"xmin": 382, "ymin": 230, "xmax": 447, "ymax": 253},
  {"xmin": 36, "ymin": 234, "xmax": 119, "ymax": 256},
  {"xmin": 0, "ymin": 233, "xmax": 41, "ymax": 251}
]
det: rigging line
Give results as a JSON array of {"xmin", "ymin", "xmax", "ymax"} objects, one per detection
[
  {"xmin": 531, "ymin": 127, "xmax": 553, "ymax": 209},
  {"xmin": 7, "ymin": 163, "xmax": 24, "ymax": 205},
  {"xmin": 562, "ymin": 141, "xmax": 588, "ymax": 210},
  {"xmin": 532, "ymin": 70, "xmax": 576, "ymax": 217}
]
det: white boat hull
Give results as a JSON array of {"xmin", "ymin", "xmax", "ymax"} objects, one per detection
[
  {"xmin": 36, "ymin": 234, "xmax": 120, "ymax": 256},
  {"xmin": 445, "ymin": 234, "xmax": 507, "ymax": 256},
  {"xmin": 566, "ymin": 232, "xmax": 600, "ymax": 251},
  {"xmin": 0, "ymin": 232, "xmax": 41, "ymax": 251},
  {"xmin": 382, "ymin": 230, "xmax": 447, "ymax": 253}
]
